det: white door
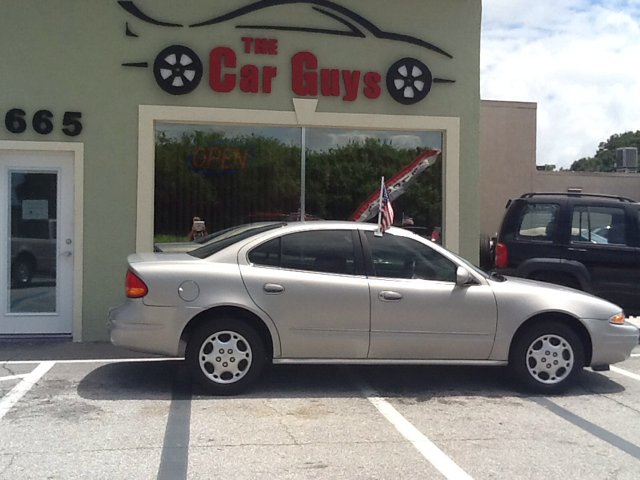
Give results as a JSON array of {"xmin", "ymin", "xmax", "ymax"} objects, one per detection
[{"xmin": 0, "ymin": 150, "xmax": 74, "ymax": 335}]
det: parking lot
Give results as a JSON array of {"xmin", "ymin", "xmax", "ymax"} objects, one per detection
[{"xmin": 0, "ymin": 341, "xmax": 639, "ymax": 480}]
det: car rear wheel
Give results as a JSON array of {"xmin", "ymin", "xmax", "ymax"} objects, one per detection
[
  {"xmin": 510, "ymin": 321, "xmax": 584, "ymax": 393},
  {"xmin": 186, "ymin": 319, "xmax": 266, "ymax": 395}
]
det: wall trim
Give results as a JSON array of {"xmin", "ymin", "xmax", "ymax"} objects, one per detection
[
  {"xmin": 0, "ymin": 140, "xmax": 84, "ymax": 342},
  {"xmin": 137, "ymin": 102, "xmax": 460, "ymax": 252}
]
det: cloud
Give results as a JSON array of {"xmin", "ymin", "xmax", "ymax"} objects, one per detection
[{"xmin": 482, "ymin": 0, "xmax": 640, "ymax": 168}]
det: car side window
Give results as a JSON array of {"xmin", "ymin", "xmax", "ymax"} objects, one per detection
[
  {"xmin": 365, "ymin": 232, "xmax": 456, "ymax": 282},
  {"xmin": 249, "ymin": 230, "xmax": 356, "ymax": 275},
  {"xmin": 571, "ymin": 206, "xmax": 627, "ymax": 245},
  {"xmin": 517, "ymin": 203, "xmax": 559, "ymax": 240}
]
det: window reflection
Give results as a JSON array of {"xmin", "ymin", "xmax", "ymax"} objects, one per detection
[{"xmin": 9, "ymin": 172, "xmax": 57, "ymax": 313}]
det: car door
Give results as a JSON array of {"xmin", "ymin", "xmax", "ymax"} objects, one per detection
[
  {"xmin": 563, "ymin": 204, "xmax": 639, "ymax": 312},
  {"xmin": 363, "ymin": 231, "xmax": 498, "ymax": 360},
  {"xmin": 239, "ymin": 229, "xmax": 371, "ymax": 359}
]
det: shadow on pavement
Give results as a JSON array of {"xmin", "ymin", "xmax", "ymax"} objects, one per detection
[{"xmin": 76, "ymin": 361, "xmax": 626, "ymax": 401}]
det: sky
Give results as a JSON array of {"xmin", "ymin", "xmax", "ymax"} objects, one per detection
[{"xmin": 481, "ymin": 0, "xmax": 640, "ymax": 169}]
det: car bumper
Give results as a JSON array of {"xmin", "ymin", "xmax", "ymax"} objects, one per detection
[
  {"xmin": 584, "ymin": 319, "xmax": 639, "ymax": 367},
  {"xmin": 108, "ymin": 299, "xmax": 197, "ymax": 357}
]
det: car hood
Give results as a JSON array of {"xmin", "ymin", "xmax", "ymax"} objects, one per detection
[{"xmin": 489, "ymin": 275, "xmax": 623, "ymax": 320}]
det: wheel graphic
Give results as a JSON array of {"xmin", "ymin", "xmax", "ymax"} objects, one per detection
[
  {"xmin": 153, "ymin": 45, "xmax": 203, "ymax": 95},
  {"xmin": 386, "ymin": 58, "xmax": 433, "ymax": 105}
]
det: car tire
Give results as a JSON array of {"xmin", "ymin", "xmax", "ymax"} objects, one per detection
[
  {"xmin": 510, "ymin": 321, "xmax": 585, "ymax": 394},
  {"xmin": 11, "ymin": 258, "xmax": 34, "ymax": 288},
  {"xmin": 186, "ymin": 319, "xmax": 266, "ymax": 396}
]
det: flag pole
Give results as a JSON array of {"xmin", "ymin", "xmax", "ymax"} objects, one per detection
[{"xmin": 375, "ymin": 176, "xmax": 385, "ymax": 236}]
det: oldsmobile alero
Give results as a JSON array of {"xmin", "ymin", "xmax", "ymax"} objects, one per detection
[{"xmin": 108, "ymin": 221, "xmax": 639, "ymax": 395}]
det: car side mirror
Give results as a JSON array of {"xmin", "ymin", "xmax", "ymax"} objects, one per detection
[{"xmin": 456, "ymin": 266, "xmax": 472, "ymax": 286}]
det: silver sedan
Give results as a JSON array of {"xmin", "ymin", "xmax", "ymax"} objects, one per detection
[{"xmin": 108, "ymin": 221, "xmax": 639, "ymax": 395}]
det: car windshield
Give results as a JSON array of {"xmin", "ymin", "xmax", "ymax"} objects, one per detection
[{"xmin": 188, "ymin": 223, "xmax": 286, "ymax": 258}]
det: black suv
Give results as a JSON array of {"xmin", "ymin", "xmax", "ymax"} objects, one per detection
[{"xmin": 492, "ymin": 192, "xmax": 640, "ymax": 315}]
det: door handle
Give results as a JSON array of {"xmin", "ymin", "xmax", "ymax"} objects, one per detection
[
  {"xmin": 567, "ymin": 247, "xmax": 587, "ymax": 252},
  {"xmin": 379, "ymin": 291, "xmax": 403, "ymax": 301},
  {"xmin": 263, "ymin": 283, "xmax": 284, "ymax": 294},
  {"xmin": 59, "ymin": 250, "xmax": 72, "ymax": 257}
]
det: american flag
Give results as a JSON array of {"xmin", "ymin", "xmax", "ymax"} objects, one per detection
[{"xmin": 380, "ymin": 183, "xmax": 394, "ymax": 232}]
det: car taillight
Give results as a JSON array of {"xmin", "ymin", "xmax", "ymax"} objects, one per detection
[
  {"xmin": 125, "ymin": 269, "xmax": 148, "ymax": 298},
  {"xmin": 495, "ymin": 242, "xmax": 508, "ymax": 268}
]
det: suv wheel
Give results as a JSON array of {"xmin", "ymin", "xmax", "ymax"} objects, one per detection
[
  {"xmin": 186, "ymin": 319, "xmax": 266, "ymax": 395},
  {"xmin": 510, "ymin": 321, "xmax": 584, "ymax": 393}
]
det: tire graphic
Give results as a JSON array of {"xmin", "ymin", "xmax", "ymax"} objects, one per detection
[
  {"xmin": 386, "ymin": 57, "xmax": 433, "ymax": 105},
  {"xmin": 153, "ymin": 45, "xmax": 203, "ymax": 95}
]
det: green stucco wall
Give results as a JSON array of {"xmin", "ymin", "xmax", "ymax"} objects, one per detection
[{"xmin": 0, "ymin": 0, "xmax": 481, "ymax": 340}]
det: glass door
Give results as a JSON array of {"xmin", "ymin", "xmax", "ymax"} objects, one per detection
[{"xmin": 0, "ymin": 151, "xmax": 74, "ymax": 335}]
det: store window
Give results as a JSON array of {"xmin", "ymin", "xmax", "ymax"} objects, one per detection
[{"xmin": 154, "ymin": 123, "xmax": 442, "ymax": 243}]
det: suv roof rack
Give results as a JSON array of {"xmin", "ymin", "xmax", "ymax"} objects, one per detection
[{"xmin": 519, "ymin": 192, "xmax": 637, "ymax": 203}]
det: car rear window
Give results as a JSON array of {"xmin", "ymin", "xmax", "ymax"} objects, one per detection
[
  {"xmin": 517, "ymin": 203, "xmax": 559, "ymax": 240},
  {"xmin": 188, "ymin": 223, "xmax": 285, "ymax": 258}
]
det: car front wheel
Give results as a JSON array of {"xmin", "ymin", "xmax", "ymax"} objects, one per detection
[
  {"xmin": 510, "ymin": 321, "xmax": 585, "ymax": 393},
  {"xmin": 186, "ymin": 319, "xmax": 266, "ymax": 395}
]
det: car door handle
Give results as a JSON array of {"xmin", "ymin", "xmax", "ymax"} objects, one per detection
[
  {"xmin": 263, "ymin": 283, "xmax": 284, "ymax": 294},
  {"xmin": 567, "ymin": 247, "xmax": 587, "ymax": 252},
  {"xmin": 59, "ymin": 250, "xmax": 72, "ymax": 257},
  {"xmin": 379, "ymin": 291, "xmax": 403, "ymax": 301}
]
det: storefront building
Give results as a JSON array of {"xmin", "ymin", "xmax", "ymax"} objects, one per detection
[{"xmin": 0, "ymin": 0, "xmax": 481, "ymax": 341}]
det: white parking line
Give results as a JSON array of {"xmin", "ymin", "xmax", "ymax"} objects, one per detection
[
  {"xmin": 1, "ymin": 357, "xmax": 180, "ymax": 365},
  {"xmin": 355, "ymin": 377, "xmax": 474, "ymax": 480},
  {"xmin": 0, "ymin": 374, "xmax": 28, "ymax": 382},
  {"xmin": 0, "ymin": 361, "xmax": 55, "ymax": 420},
  {"xmin": 610, "ymin": 366, "xmax": 640, "ymax": 382}
]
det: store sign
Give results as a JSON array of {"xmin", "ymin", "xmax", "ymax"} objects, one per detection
[
  {"xmin": 208, "ymin": 44, "xmax": 381, "ymax": 102},
  {"xmin": 186, "ymin": 142, "xmax": 255, "ymax": 176},
  {"xmin": 119, "ymin": 0, "xmax": 455, "ymax": 105}
]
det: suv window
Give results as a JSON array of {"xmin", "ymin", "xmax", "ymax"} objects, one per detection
[
  {"xmin": 517, "ymin": 203, "xmax": 559, "ymax": 240},
  {"xmin": 571, "ymin": 206, "xmax": 627, "ymax": 245},
  {"xmin": 249, "ymin": 230, "xmax": 356, "ymax": 275},
  {"xmin": 365, "ymin": 232, "xmax": 456, "ymax": 281}
]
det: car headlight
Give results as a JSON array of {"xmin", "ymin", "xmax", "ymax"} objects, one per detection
[{"xmin": 609, "ymin": 312, "xmax": 625, "ymax": 325}]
